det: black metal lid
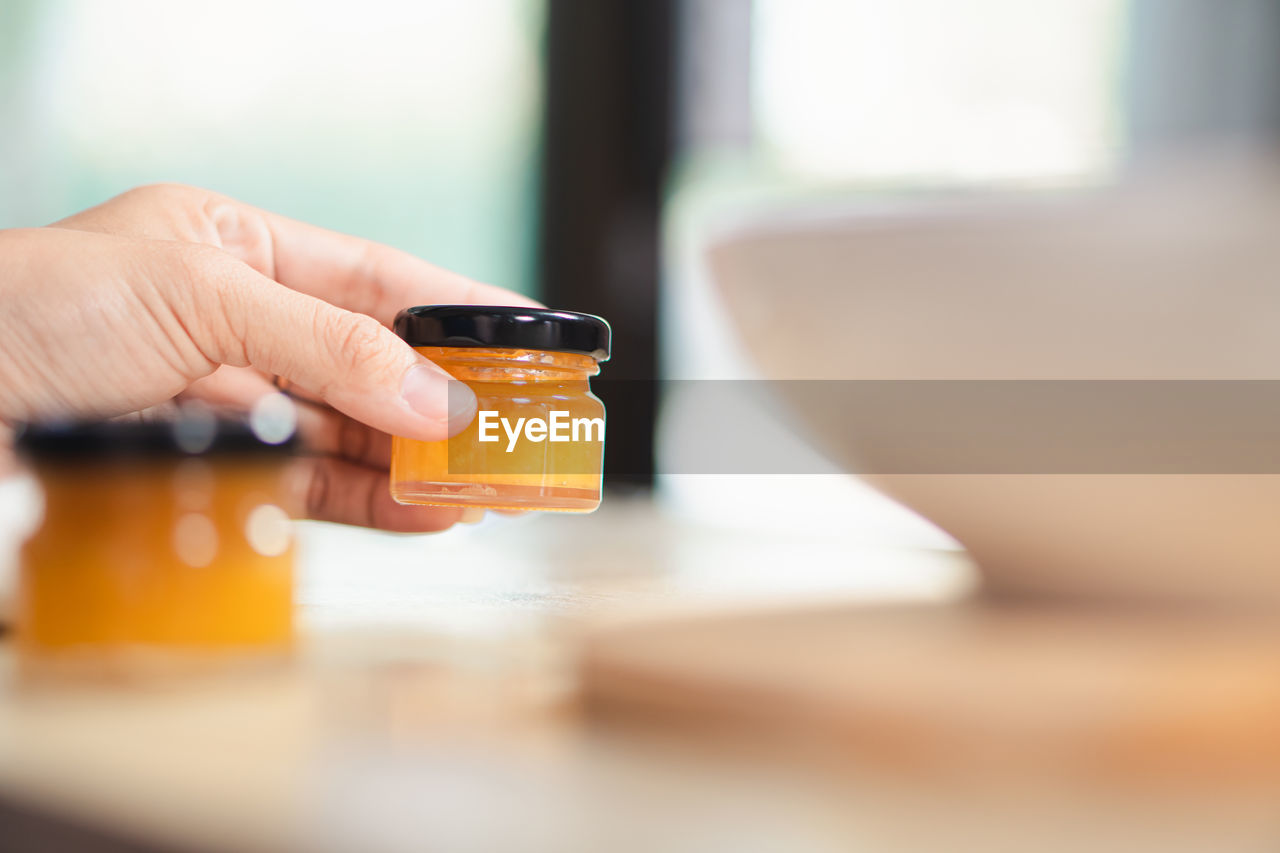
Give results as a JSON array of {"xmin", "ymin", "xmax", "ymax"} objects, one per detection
[
  {"xmin": 394, "ymin": 306, "xmax": 611, "ymax": 362},
  {"xmin": 16, "ymin": 407, "xmax": 298, "ymax": 461}
]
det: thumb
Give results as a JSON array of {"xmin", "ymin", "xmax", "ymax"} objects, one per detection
[{"xmin": 188, "ymin": 248, "xmax": 476, "ymax": 442}]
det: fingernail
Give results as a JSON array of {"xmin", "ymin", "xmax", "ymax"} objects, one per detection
[
  {"xmin": 459, "ymin": 508, "xmax": 485, "ymax": 525},
  {"xmin": 401, "ymin": 363, "xmax": 477, "ymax": 436}
]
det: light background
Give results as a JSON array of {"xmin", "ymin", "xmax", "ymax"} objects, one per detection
[
  {"xmin": 0, "ymin": 0, "xmax": 544, "ymax": 297},
  {"xmin": 0, "ymin": 0, "xmax": 1128, "ymax": 561}
]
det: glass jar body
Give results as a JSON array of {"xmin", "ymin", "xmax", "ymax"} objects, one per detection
[
  {"xmin": 390, "ymin": 347, "xmax": 606, "ymax": 512},
  {"xmin": 17, "ymin": 457, "xmax": 296, "ymax": 680}
]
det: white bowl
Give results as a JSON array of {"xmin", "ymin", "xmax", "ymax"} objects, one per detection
[{"xmin": 709, "ymin": 155, "xmax": 1280, "ymax": 606}]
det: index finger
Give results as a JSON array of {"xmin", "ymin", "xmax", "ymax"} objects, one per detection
[
  {"xmin": 56, "ymin": 184, "xmax": 541, "ymax": 324},
  {"xmin": 201, "ymin": 192, "xmax": 542, "ymax": 324}
]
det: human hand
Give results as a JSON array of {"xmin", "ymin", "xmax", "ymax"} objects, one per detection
[{"xmin": 0, "ymin": 184, "xmax": 539, "ymax": 531}]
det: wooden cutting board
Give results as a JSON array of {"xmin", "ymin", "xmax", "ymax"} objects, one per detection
[{"xmin": 581, "ymin": 600, "xmax": 1280, "ymax": 783}]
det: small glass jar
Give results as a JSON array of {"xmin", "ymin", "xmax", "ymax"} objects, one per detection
[
  {"xmin": 15, "ymin": 411, "xmax": 298, "ymax": 681},
  {"xmin": 390, "ymin": 306, "xmax": 611, "ymax": 512}
]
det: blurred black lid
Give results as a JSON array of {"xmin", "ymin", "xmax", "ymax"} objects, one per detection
[
  {"xmin": 394, "ymin": 306, "xmax": 611, "ymax": 362},
  {"xmin": 16, "ymin": 408, "xmax": 298, "ymax": 461}
]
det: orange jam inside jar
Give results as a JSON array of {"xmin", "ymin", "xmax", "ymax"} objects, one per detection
[
  {"xmin": 390, "ymin": 306, "xmax": 611, "ymax": 512},
  {"xmin": 15, "ymin": 412, "xmax": 299, "ymax": 681}
]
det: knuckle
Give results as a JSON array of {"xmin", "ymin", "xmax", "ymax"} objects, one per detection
[
  {"xmin": 200, "ymin": 194, "xmax": 238, "ymax": 227},
  {"xmin": 346, "ymin": 242, "xmax": 389, "ymax": 319},
  {"xmin": 328, "ymin": 313, "xmax": 392, "ymax": 370},
  {"xmin": 202, "ymin": 195, "xmax": 275, "ymax": 275}
]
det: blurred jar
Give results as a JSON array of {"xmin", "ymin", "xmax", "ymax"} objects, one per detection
[
  {"xmin": 15, "ymin": 408, "xmax": 298, "ymax": 681},
  {"xmin": 390, "ymin": 306, "xmax": 611, "ymax": 512}
]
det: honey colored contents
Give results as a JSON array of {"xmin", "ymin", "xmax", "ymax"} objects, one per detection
[
  {"xmin": 18, "ymin": 459, "xmax": 295, "ymax": 677},
  {"xmin": 391, "ymin": 347, "xmax": 605, "ymax": 512}
]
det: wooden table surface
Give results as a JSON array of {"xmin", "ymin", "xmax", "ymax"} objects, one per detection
[
  {"xmin": 3, "ymin": 497, "xmax": 1279, "ymax": 852},
  {"xmin": 0, "ymin": 496, "xmax": 976, "ymax": 853}
]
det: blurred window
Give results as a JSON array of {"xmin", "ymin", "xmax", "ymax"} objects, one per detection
[
  {"xmin": 660, "ymin": 0, "xmax": 1126, "ymax": 539},
  {"xmin": 752, "ymin": 0, "xmax": 1123, "ymax": 183},
  {"xmin": 0, "ymin": 0, "xmax": 544, "ymax": 296},
  {"xmin": 666, "ymin": 0, "xmax": 1128, "ymax": 383}
]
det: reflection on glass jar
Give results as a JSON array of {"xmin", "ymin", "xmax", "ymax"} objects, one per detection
[
  {"xmin": 390, "ymin": 306, "xmax": 611, "ymax": 513},
  {"xmin": 15, "ymin": 409, "xmax": 298, "ymax": 682}
]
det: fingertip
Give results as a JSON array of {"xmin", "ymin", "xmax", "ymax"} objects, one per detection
[
  {"xmin": 399, "ymin": 362, "xmax": 477, "ymax": 441},
  {"xmin": 445, "ymin": 381, "xmax": 478, "ymax": 438}
]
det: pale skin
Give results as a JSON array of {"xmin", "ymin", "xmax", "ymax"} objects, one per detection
[{"xmin": 0, "ymin": 184, "xmax": 541, "ymax": 532}]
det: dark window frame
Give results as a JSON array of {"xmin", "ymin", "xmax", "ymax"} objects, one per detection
[{"xmin": 537, "ymin": 0, "xmax": 679, "ymax": 487}]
